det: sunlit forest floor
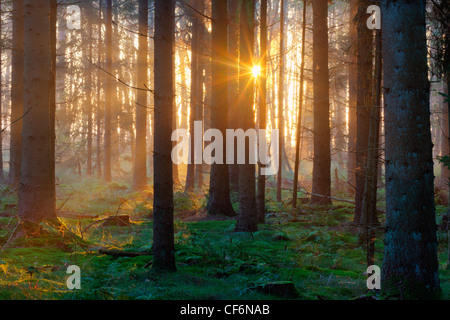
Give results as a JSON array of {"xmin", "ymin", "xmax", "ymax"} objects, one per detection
[{"xmin": 0, "ymin": 172, "xmax": 448, "ymax": 300}]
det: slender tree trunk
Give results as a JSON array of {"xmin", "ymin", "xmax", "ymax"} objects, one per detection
[
  {"xmin": 257, "ymin": 0, "xmax": 268, "ymax": 222},
  {"xmin": 358, "ymin": 28, "xmax": 382, "ymax": 266},
  {"xmin": 132, "ymin": 0, "xmax": 149, "ymax": 190},
  {"xmin": 152, "ymin": 0, "xmax": 176, "ymax": 272},
  {"xmin": 18, "ymin": 0, "xmax": 56, "ymax": 224},
  {"xmin": 441, "ymin": 82, "xmax": 449, "ymax": 188},
  {"xmin": 235, "ymin": 0, "xmax": 257, "ymax": 233},
  {"xmin": 195, "ymin": 0, "xmax": 206, "ymax": 191},
  {"xmin": 354, "ymin": 0, "xmax": 373, "ymax": 222},
  {"xmin": 96, "ymin": 0, "xmax": 103, "ymax": 179},
  {"xmin": 207, "ymin": 0, "xmax": 236, "ymax": 217},
  {"xmin": 292, "ymin": 0, "xmax": 307, "ymax": 209},
  {"xmin": 0, "ymin": 0, "xmax": 3, "ymax": 181},
  {"xmin": 9, "ymin": 0, "xmax": 24, "ymax": 188},
  {"xmin": 347, "ymin": 0, "xmax": 358, "ymax": 194},
  {"xmin": 227, "ymin": 0, "xmax": 240, "ymax": 193},
  {"xmin": 311, "ymin": 0, "xmax": 332, "ymax": 205},
  {"xmin": 276, "ymin": 0, "xmax": 285, "ymax": 203},
  {"xmin": 85, "ymin": 2, "xmax": 93, "ymax": 176},
  {"xmin": 185, "ymin": 2, "xmax": 201, "ymax": 192},
  {"xmin": 103, "ymin": 0, "xmax": 112, "ymax": 182},
  {"xmin": 380, "ymin": 0, "xmax": 441, "ymax": 299}
]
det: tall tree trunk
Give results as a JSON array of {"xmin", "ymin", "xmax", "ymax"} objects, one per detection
[
  {"xmin": 195, "ymin": 0, "xmax": 206, "ymax": 191},
  {"xmin": 347, "ymin": 0, "xmax": 358, "ymax": 194},
  {"xmin": 185, "ymin": 2, "xmax": 201, "ymax": 192},
  {"xmin": 441, "ymin": 82, "xmax": 449, "ymax": 189},
  {"xmin": 276, "ymin": 0, "xmax": 285, "ymax": 203},
  {"xmin": 96, "ymin": 0, "xmax": 103, "ymax": 179},
  {"xmin": 207, "ymin": 0, "xmax": 236, "ymax": 217},
  {"xmin": 227, "ymin": 0, "xmax": 240, "ymax": 193},
  {"xmin": 103, "ymin": 0, "xmax": 112, "ymax": 182},
  {"xmin": 354, "ymin": 0, "xmax": 373, "ymax": 222},
  {"xmin": 84, "ymin": 2, "xmax": 93, "ymax": 176},
  {"xmin": 257, "ymin": 0, "xmax": 268, "ymax": 222},
  {"xmin": 132, "ymin": 0, "xmax": 149, "ymax": 190},
  {"xmin": 235, "ymin": 0, "xmax": 257, "ymax": 233},
  {"xmin": 380, "ymin": 0, "xmax": 441, "ymax": 299},
  {"xmin": 358, "ymin": 28, "xmax": 382, "ymax": 265},
  {"xmin": 18, "ymin": 0, "xmax": 56, "ymax": 223},
  {"xmin": 9, "ymin": 0, "xmax": 24, "ymax": 188},
  {"xmin": 292, "ymin": 0, "xmax": 307, "ymax": 209},
  {"xmin": 311, "ymin": 0, "xmax": 331, "ymax": 205},
  {"xmin": 0, "ymin": 0, "xmax": 3, "ymax": 181},
  {"xmin": 50, "ymin": 0, "xmax": 56, "ymax": 209},
  {"xmin": 153, "ymin": 0, "xmax": 176, "ymax": 272}
]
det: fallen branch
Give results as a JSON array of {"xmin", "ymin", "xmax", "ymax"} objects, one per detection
[
  {"xmin": 58, "ymin": 211, "xmax": 99, "ymax": 220},
  {"xmin": 301, "ymin": 191, "xmax": 356, "ymax": 205}
]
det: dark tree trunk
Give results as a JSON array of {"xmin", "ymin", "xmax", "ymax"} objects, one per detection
[
  {"xmin": 358, "ymin": 28, "xmax": 382, "ymax": 265},
  {"xmin": 276, "ymin": 0, "xmax": 285, "ymax": 203},
  {"xmin": 311, "ymin": 0, "xmax": 331, "ymax": 205},
  {"xmin": 257, "ymin": 0, "xmax": 268, "ymax": 222},
  {"xmin": 9, "ymin": 0, "xmax": 24, "ymax": 188},
  {"xmin": 347, "ymin": 0, "xmax": 357, "ymax": 193},
  {"xmin": 354, "ymin": 0, "xmax": 373, "ymax": 222},
  {"xmin": 441, "ymin": 82, "xmax": 449, "ymax": 188},
  {"xmin": 152, "ymin": 0, "xmax": 176, "ymax": 272},
  {"xmin": 18, "ymin": 0, "xmax": 56, "ymax": 223},
  {"xmin": 235, "ymin": 0, "xmax": 257, "ymax": 233},
  {"xmin": 380, "ymin": 0, "xmax": 441, "ymax": 299},
  {"xmin": 227, "ymin": 0, "xmax": 240, "ymax": 193},
  {"xmin": 132, "ymin": 0, "xmax": 149, "ymax": 191},
  {"xmin": 207, "ymin": 0, "xmax": 236, "ymax": 217}
]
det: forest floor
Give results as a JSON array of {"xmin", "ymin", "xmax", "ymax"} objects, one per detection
[{"xmin": 0, "ymin": 173, "xmax": 449, "ymax": 300}]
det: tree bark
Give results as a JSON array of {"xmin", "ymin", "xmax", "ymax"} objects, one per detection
[
  {"xmin": 18, "ymin": 0, "xmax": 56, "ymax": 223},
  {"xmin": 0, "ymin": 0, "xmax": 3, "ymax": 181},
  {"xmin": 103, "ymin": 0, "xmax": 112, "ymax": 182},
  {"xmin": 354, "ymin": 0, "xmax": 373, "ymax": 222},
  {"xmin": 152, "ymin": 0, "xmax": 176, "ymax": 272},
  {"xmin": 276, "ymin": 0, "xmax": 285, "ymax": 203},
  {"xmin": 185, "ymin": 1, "xmax": 202, "ymax": 192},
  {"xmin": 311, "ymin": 0, "xmax": 332, "ymax": 205},
  {"xmin": 207, "ymin": 0, "xmax": 236, "ymax": 217},
  {"xmin": 132, "ymin": 0, "xmax": 149, "ymax": 191},
  {"xmin": 96, "ymin": 0, "xmax": 103, "ymax": 179},
  {"xmin": 292, "ymin": 0, "xmax": 307, "ymax": 210},
  {"xmin": 227, "ymin": 0, "xmax": 240, "ymax": 193},
  {"xmin": 257, "ymin": 0, "xmax": 268, "ymax": 222},
  {"xmin": 235, "ymin": 0, "xmax": 257, "ymax": 233},
  {"xmin": 9, "ymin": 0, "xmax": 24, "ymax": 188},
  {"xmin": 347, "ymin": 0, "xmax": 358, "ymax": 193},
  {"xmin": 380, "ymin": 0, "xmax": 441, "ymax": 299}
]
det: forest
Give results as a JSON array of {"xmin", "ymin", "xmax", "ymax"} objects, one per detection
[{"xmin": 0, "ymin": 0, "xmax": 448, "ymax": 303}]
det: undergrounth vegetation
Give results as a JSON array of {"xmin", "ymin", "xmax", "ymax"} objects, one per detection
[{"xmin": 0, "ymin": 175, "xmax": 448, "ymax": 300}]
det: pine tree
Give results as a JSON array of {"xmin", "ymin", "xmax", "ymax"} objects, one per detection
[
  {"xmin": 18, "ymin": 0, "xmax": 56, "ymax": 224},
  {"xmin": 152, "ymin": 0, "xmax": 176, "ymax": 272},
  {"xmin": 380, "ymin": 0, "xmax": 441, "ymax": 299}
]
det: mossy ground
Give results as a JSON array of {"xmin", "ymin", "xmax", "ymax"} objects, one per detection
[{"xmin": 0, "ymin": 174, "xmax": 448, "ymax": 300}]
